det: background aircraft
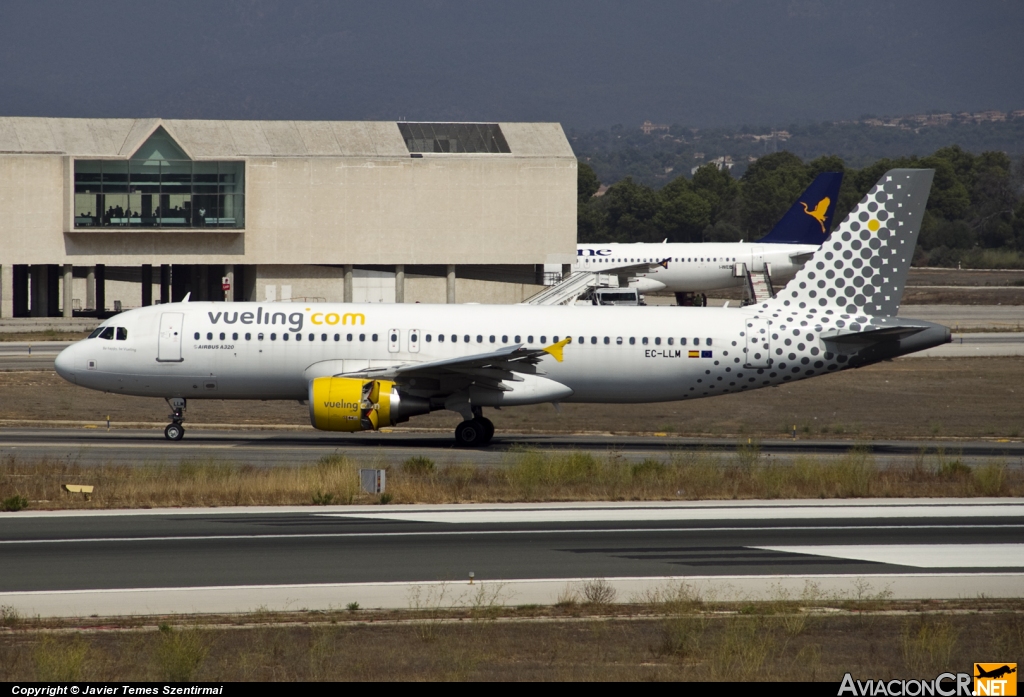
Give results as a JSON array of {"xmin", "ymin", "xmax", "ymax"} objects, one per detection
[{"xmin": 570, "ymin": 172, "xmax": 843, "ymax": 305}]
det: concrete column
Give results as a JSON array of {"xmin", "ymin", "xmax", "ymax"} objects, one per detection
[
  {"xmin": 62, "ymin": 265, "xmax": 73, "ymax": 318},
  {"xmin": 343, "ymin": 264, "xmax": 353, "ymax": 302},
  {"xmin": 141, "ymin": 265, "xmax": 152, "ymax": 306},
  {"xmin": 562, "ymin": 263, "xmax": 572, "ymax": 280},
  {"xmin": 1, "ymin": 265, "xmax": 13, "ymax": 319},
  {"xmin": 446, "ymin": 264, "xmax": 456, "ymax": 304},
  {"xmin": 160, "ymin": 265, "xmax": 170, "ymax": 304},
  {"xmin": 86, "ymin": 267, "xmax": 96, "ymax": 311},
  {"xmin": 394, "ymin": 264, "xmax": 405, "ymax": 304},
  {"xmin": 224, "ymin": 266, "xmax": 235, "ymax": 302},
  {"xmin": 95, "ymin": 264, "xmax": 105, "ymax": 314}
]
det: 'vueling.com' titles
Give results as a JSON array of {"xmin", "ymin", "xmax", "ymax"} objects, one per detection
[{"xmin": 206, "ymin": 308, "xmax": 367, "ymax": 333}]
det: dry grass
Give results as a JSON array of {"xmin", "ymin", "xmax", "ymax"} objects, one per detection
[
  {"xmin": 0, "ymin": 604, "xmax": 1021, "ymax": 681},
  {"xmin": 3, "ymin": 447, "xmax": 1022, "ymax": 510}
]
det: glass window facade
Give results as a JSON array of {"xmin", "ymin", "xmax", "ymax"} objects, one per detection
[
  {"xmin": 398, "ymin": 123, "xmax": 510, "ymax": 154},
  {"xmin": 74, "ymin": 129, "xmax": 243, "ymax": 229}
]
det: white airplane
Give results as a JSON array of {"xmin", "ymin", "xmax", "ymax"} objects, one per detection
[
  {"xmin": 55, "ymin": 169, "xmax": 947, "ymax": 446},
  {"xmin": 575, "ymin": 172, "xmax": 842, "ymax": 299}
]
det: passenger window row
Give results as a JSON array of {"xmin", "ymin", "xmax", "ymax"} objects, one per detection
[
  {"xmin": 579, "ymin": 336, "xmax": 713, "ymax": 346},
  {"xmin": 188, "ymin": 330, "xmax": 712, "ymax": 349},
  {"xmin": 88, "ymin": 326, "xmax": 128, "ymax": 341},
  {"xmin": 590, "ymin": 257, "xmax": 737, "ymax": 263},
  {"xmin": 193, "ymin": 331, "xmax": 379, "ymax": 342}
]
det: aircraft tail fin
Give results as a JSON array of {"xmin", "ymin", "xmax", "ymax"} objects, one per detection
[
  {"xmin": 759, "ymin": 168, "xmax": 934, "ymax": 319},
  {"xmin": 757, "ymin": 172, "xmax": 843, "ymax": 245}
]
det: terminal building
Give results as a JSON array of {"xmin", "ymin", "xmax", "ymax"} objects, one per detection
[{"xmin": 0, "ymin": 117, "xmax": 577, "ymax": 318}]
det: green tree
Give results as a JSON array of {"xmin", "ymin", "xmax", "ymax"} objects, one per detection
[
  {"xmin": 654, "ymin": 177, "xmax": 712, "ymax": 242},
  {"xmin": 577, "ymin": 161, "xmax": 600, "ymax": 204},
  {"xmin": 690, "ymin": 164, "xmax": 740, "ymax": 226},
  {"xmin": 739, "ymin": 152, "xmax": 811, "ymax": 238},
  {"xmin": 602, "ymin": 177, "xmax": 660, "ymax": 242}
]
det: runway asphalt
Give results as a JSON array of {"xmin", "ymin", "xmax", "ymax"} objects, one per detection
[
  {"xmin": 1, "ymin": 500, "xmax": 1021, "ymax": 615},
  {"xmin": 2, "ymin": 427, "xmax": 1023, "ymax": 467}
]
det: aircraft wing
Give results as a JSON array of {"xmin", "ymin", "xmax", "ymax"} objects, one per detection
[
  {"xmin": 602, "ymin": 258, "xmax": 670, "ymax": 275},
  {"xmin": 336, "ymin": 338, "xmax": 572, "ymax": 391}
]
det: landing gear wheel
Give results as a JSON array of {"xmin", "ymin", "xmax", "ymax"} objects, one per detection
[
  {"xmin": 165, "ymin": 423, "xmax": 185, "ymax": 441},
  {"xmin": 454, "ymin": 419, "xmax": 486, "ymax": 447},
  {"xmin": 477, "ymin": 417, "xmax": 495, "ymax": 444}
]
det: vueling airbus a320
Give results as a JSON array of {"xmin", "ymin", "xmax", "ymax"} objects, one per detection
[{"xmin": 55, "ymin": 169, "xmax": 949, "ymax": 446}]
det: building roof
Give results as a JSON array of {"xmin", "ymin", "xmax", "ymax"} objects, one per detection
[{"xmin": 0, "ymin": 117, "xmax": 574, "ymax": 159}]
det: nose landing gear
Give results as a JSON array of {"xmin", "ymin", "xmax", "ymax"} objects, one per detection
[{"xmin": 164, "ymin": 397, "xmax": 186, "ymax": 441}]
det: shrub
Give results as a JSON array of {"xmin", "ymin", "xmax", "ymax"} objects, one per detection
[
  {"xmin": 156, "ymin": 626, "xmax": 209, "ymax": 682},
  {"xmin": 402, "ymin": 456, "xmax": 436, "ymax": 475},
  {"xmin": 311, "ymin": 489, "xmax": 335, "ymax": 505},
  {"xmin": 1, "ymin": 495, "xmax": 28, "ymax": 512}
]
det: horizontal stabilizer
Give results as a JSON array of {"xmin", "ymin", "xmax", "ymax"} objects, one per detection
[{"xmin": 821, "ymin": 325, "xmax": 927, "ymax": 345}]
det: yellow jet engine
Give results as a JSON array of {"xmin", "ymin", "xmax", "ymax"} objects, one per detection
[{"xmin": 308, "ymin": 377, "xmax": 429, "ymax": 432}]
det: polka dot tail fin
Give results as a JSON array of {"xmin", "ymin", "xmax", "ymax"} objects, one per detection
[{"xmin": 761, "ymin": 169, "xmax": 935, "ymax": 319}]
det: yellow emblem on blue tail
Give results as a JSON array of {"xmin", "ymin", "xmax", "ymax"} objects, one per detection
[{"xmin": 801, "ymin": 197, "xmax": 831, "ymax": 234}]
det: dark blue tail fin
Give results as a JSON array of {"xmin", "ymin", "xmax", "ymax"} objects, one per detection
[{"xmin": 757, "ymin": 172, "xmax": 843, "ymax": 245}]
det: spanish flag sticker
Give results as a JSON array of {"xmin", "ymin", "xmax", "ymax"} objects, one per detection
[{"xmin": 688, "ymin": 350, "xmax": 699, "ymax": 358}]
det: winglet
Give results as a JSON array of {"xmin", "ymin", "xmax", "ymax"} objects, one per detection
[
  {"xmin": 182, "ymin": 292, "xmax": 191, "ymax": 303},
  {"xmin": 542, "ymin": 336, "xmax": 572, "ymax": 362}
]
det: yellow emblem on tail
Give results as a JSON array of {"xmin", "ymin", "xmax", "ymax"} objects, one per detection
[
  {"xmin": 800, "ymin": 197, "xmax": 831, "ymax": 233},
  {"xmin": 542, "ymin": 336, "xmax": 572, "ymax": 362}
]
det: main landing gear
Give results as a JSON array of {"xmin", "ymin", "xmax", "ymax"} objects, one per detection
[
  {"xmin": 164, "ymin": 397, "xmax": 186, "ymax": 441},
  {"xmin": 454, "ymin": 411, "xmax": 494, "ymax": 448}
]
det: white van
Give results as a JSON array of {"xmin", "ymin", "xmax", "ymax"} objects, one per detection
[{"xmin": 589, "ymin": 288, "xmax": 645, "ymax": 306}]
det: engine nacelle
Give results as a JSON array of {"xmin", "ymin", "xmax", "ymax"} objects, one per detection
[{"xmin": 308, "ymin": 377, "xmax": 429, "ymax": 432}]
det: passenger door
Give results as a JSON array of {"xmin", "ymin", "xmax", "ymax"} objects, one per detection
[{"xmin": 157, "ymin": 312, "xmax": 185, "ymax": 362}]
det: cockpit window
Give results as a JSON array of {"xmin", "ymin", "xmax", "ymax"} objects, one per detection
[
  {"xmin": 88, "ymin": 328, "xmax": 103, "ymax": 339},
  {"xmin": 98, "ymin": 327, "xmax": 115, "ymax": 340},
  {"xmin": 116, "ymin": 327, "xmax": 127, "ymax": 341}
]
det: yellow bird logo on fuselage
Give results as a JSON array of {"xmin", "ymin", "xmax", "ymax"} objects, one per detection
[{"xmin": 801, "ymin": 197, "xmax": 831, "ymax": 233}]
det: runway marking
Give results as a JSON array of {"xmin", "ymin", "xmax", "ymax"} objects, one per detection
[
  {"xmin": 756, "ymin": 544, "xmax": 1024, "ymax": 568},
  {"xmin": 321, "ymin": 503, "xmax": 1024, "ymax": 524},
  {"xmin": 2, "ymin": 524, "xmax": 1022, "ymax": 546},
  {"xmin": 3, "ymin": 499, "xmax": 1023, "ymax": 519}
]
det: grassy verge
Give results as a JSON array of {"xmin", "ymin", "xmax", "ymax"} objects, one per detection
[
  {"xmin": 3, "ymin": 447, "xmax": 1021, "ymax": 510},
  {"xmin": 1, "ymin": 597, "xmax": 1021, "ymax": 681}
]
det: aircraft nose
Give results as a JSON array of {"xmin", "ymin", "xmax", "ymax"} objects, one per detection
[{"xmin": 54, "ymin": 345, "xmax": 76, "ymax": 384}]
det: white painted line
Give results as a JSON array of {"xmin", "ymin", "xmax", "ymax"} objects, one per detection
[
  {"xmin": 3, "ymin": 573, "xmax": 1023, "ymax": 617},
  {"xmin": 321, "ymin": 503, "xmax": 1024, "ymax": 524},
  {"xmin": 2, "ymin": 498, "xmax": 1021, "ymax": 520},
  {"xmin": 756, "ymin": 544, "xmax": 1024, "ymax": 569},
  {"xmin": 5, "ymin": 524, "xmax": 1022, "ymax": 546}
]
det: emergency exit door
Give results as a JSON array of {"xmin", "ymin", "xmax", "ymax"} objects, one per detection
[{"xmin": 157, "ymin": 312, "xmax": 184, "ymax": 362}]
